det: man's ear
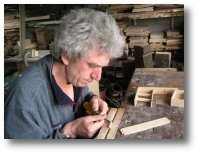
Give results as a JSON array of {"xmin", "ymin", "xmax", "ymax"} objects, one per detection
[{"xmin": 61, "ymin": 51, "xmax": 69, "ymax": 65}]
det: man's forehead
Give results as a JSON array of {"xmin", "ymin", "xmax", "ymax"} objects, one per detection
[{"xmin": 82, "ymin": 52, "xmax": 110, "ymax": 67}]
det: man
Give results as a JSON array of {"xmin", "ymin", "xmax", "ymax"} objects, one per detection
[{"xmin": 4, "ymin": 8, "xmax": 125, "ymax": 139}]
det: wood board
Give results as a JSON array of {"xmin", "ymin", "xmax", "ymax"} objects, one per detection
[{"xmin": 120, "ymin": 117, "xmax": 170, "ymax": 136}]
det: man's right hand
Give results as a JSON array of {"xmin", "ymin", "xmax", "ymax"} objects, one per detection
[{"xmin": 62, "ymin": 114, "xmax": 106, "ymax": 138}]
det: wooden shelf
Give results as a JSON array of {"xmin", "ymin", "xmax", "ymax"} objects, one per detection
[
  {"xmin": 111, "ymin": 8, "xmax": 184, "ymax": 20},
  {"xmin": 4, "ymin": 50, "xmax": 50, "ymax": 63}
]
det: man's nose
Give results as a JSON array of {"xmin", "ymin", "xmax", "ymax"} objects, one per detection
[{"xmin": 91, "ymin": 67, "xmax": 102, "ymax": 81}]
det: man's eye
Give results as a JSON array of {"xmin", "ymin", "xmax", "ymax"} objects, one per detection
[{"xmin": 89, "ymin": 64, "xmax": 96, "ymax": 68}]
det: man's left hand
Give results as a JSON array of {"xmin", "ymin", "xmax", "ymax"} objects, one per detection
[{"xmin": 89, "ymin": 96, "xmax": 108, "ymax": 115}]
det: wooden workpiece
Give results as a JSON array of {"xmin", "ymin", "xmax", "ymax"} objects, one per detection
[
  {"xmin": 134, "ymin": 87, "xmax": 184, "ymax": 107},
  {"xmin": 95, "ymin": 108, "xmax": 117, "ymax": 139},
  {"xmin": 95, "ymin": 108, "xmax": 125, "ymax": 139},
  {"xmin": 120, "ymin": 117, "xmax": 170, "ymax": 136}
]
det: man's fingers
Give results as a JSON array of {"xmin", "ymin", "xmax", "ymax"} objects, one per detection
[
  {"xmin": 92, "ymin": 120, "xmax": 105, "ymax": 128},
  {"xmin": 91, "ymin": 100, "xmax": 99, "ymax": 112},
  {"xmin": 89, "ymin": 114, "xmax": 107, "ymax": 122},
  {"xmin": 99, "ymin": 101, "xmax": 109, "ymax": 115}
]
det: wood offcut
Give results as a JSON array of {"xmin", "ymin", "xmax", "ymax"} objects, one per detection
[{"xmin": 120, "ymin": 117, "xmax": 170, "ymax": 136}]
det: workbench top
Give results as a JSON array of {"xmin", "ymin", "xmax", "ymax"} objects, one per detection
[{"xmin": 115, "ymin": 68, "xmax": 184, "ymax": 139}]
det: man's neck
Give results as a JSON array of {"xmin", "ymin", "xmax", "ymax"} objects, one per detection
[
  {"xmin": 53, "ymin": 61, "xmax": 65, "ymax": 83},
  {"xmin": 52, "ymin": 61, "xmax": 74, "ymax": 101}
]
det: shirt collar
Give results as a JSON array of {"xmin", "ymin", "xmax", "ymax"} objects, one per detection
[{"xmin": 50, "ymin": 62, "xmax": 82, "ymax": 105}]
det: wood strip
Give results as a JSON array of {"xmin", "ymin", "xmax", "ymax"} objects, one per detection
[
  {"xmin": 25, "ymin": 15, "xmax": 50, "ymax": 22},
  {"xmin": 137, "ymin": 97, "xmax": 151, "ymax": 102},
  {"xmin": 107, "ymin": 108, "xmax": 118, "ymax": 122},
  {"xmin": 106, "ymin": 108, "xmax": 125, "ymax": 139},
  {"xmin": 138, "ymin": 93, "xmax": 152, "ymax": 97},
  {"xmin": 135, "ymin": 68, "xmax": 177, "ymax": 72},
  {"xmin": 95, "ymin": 108, "xmax": 117, "ymax": 139},
  {"xmin": 120, "ymin": 117, "xmax": 170, "ymax": 136}
]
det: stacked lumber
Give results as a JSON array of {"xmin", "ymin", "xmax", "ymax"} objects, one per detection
[
  {"xmin": 13, "ymin": 39, "xmax": 37, "ymax": 53},
  {"xmin": 4, "ymin": 19, "xmax": 20, "ymax": 30},
  {"xmin": 132, "ymin": 4, "xmax": 154, "ymax": 12},
  {"xmin": 4, "ymin": 34, "xmax": 20, "ymax": 57},
  {"xmin": 4, "ymin": 10, "xmax": 20, "ymax": 57},
  {"xmin": 123, "ymin": 25, "xmax": 152, "ymax": 67},
  {"xmin": 149, "ymin": 32, "xmax": 166, "ymax": 51},
  {"xmin": 124, "ymin": 25, "xmax": 150, "ymax": 49},
  {"xmin": 117, "ymin": 22, "xmax": 128, "ymax": 34},
  {"xmin": 35, "ymin": 28, "xmax": 54, "ymax": 50},
  {"xmin": 165, "ymin": 30, "xmax": 184, "ymax": 50},
  {"xmin": 116, "ymin": 22, "xmax": 129, "ymax": 55}
]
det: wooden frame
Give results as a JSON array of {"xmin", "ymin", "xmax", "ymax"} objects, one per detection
[
  {"xmin": 154, "ymin": 52, "xmax": 172, "ymax": 68},
  {"xmin": 134, "ymin": 87, "xmax": 184, "ymax": 107}
]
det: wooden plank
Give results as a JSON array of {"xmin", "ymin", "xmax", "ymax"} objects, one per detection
[
  {"xmin": 149, "ymin": 38, "xmax": 166, "ymax": 43},
  {"xmin": 136, "ymin": 97, "xmax": 151, "ymax": 102},
  {"xmin": 120, "ymin": 117, "xmax": 170, "ymax": 135},
  {"xmin": 35, "ymin": 20, "xmax": 61, "ymax": 26},
  {"xmin": 4, "ymin": 19, "xmax": 20, "ymax": 29},
  {"xmin": 134, "ymin": 68, "xmax": 177, "ymax": 72},
  {"xmin": 132, "ymin": 6, "xmax": 154, "ymax": 13},
  {"xmin": 112, "ymin": 8, "xmax": 184, "ymax": 20},
  {"xmin": 124, "ymin": 25, "xmax": 149, "ymax": 33},
  {"xmin": 150, "ymin": 32, "xmax": 165, "ymax": 39},
  {"xmin": 133, "ymin": 4, "xmax": 154, "ymax": 9},
  {"xmin": 133, "ymin": 46, "xmax": 153, "ymax": 68},
  {"xmin": 95, "ymin": 108, "xmax": 117, "ymax": 139},
  {"xmin": 165, "ymin": 44, "xmax": 183, "ymax": 50},
  {"xmin": 107, "ymin": 4, "xmax": 133, "ymax": 12},
  {"xmin": 153, "ymin": 87, "xmax": 177, "ymax": 94},
  {"xmin": 138, "ymin": 93, "xmax": 152, "ymax": 97},
  {"xmin": 106, "ymin": 108, "xmax": 125, "ymax": 139},
  {"xmin": 143, "ymin": 52, "xmax": 153, "ymax": 68},
  {"xmin": 106, "ymin": 108, "xmax": 118, "ymax": 122},
  {"xmin": 25, "ymin": 15, "xmax": 50, "ymax": 22}
]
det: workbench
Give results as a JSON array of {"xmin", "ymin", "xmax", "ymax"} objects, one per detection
[{"xmin": 115, "ymin": 68, "xmax": 184, "ymax": 139}]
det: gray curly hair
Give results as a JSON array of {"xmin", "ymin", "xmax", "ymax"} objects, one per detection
[{"xmin": 54, "ymin": 8, "xmax": 125, "ymax": 61}]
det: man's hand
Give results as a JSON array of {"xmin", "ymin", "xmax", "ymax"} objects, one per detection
[
  {"xmin": 89, "ymin": 96, "xmax": 109, "ymax": 115},
  {"xmin": 62, "ymin": 114, "xmax": 106, "ymax": 138}
]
